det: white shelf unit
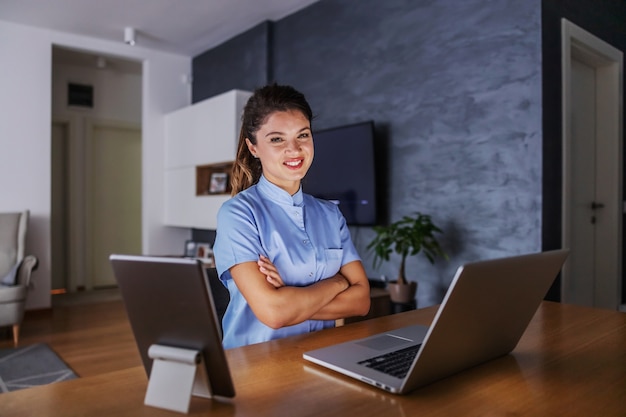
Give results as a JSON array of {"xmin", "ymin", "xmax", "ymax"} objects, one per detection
[{"xmin": 164, "ymin": 89, "xmax": 252, "ymax": 229}]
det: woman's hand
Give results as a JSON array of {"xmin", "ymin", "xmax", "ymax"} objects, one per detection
[
  {"xmin": 258, "ymin": 255, "xmax": 349, "ymax": 291},
  {"xmin": 230, "ymin": 259, "xmax": 360, "ymax": 329},
  {"xmin": 257, "ymin": 255, "xmax": 285, "ymax": 288}
]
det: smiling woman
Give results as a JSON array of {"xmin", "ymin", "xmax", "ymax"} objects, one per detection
[
  {"xmin": 213, "ymin": 84, "xmax": 370, "ymax": 349},
  {"xmin": 244, "ymin": 109, "xmax": 314, "ymax": 195}
]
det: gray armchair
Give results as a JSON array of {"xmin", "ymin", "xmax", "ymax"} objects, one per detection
[{"xmin": 0, "ymin": 210, "xmax": 39, "ymax": 346}]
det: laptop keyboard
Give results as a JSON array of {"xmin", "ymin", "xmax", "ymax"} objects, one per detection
[{"xmin": 358, "ymin": 344, "xmax": 421, "ymax": 378}]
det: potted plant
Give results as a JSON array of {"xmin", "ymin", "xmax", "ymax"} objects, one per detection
[{"xmin": 367, "ymin": 212, "xmax": 447, "ymax": 304}]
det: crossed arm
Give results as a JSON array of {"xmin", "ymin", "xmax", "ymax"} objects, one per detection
[{"xmin": 229, "ymin": 257, "xmax": 371, "ymax": 329}]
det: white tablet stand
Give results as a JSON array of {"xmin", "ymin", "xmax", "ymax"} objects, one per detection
[{"xmin": 144, "ymin": 344, "xmax": 211, "ymax": 413}]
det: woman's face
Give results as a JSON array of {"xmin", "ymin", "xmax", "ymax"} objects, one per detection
[{"xmin": 246, "ymin": 109, "xmax": 314, "ymax": 195}]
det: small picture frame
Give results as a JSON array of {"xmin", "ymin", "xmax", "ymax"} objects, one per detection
[
  {"xmin": 209, "ymin": 172, "xmax": 228, "ymax": 194},
  {"xmin": 196, "ymin": 162, "xmax": 233, "ymax": 196},
  {"xmin": 195, "ymin": 243, "xmax": 211, "ymax": 259},
  {"xmin": 195, "ymin": 243, "xmax": 215, "ymax": 267}
]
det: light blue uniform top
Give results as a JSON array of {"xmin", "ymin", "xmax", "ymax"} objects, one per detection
[{"xmin": 214, "ymin": 175, "xmax": 361, "ymax": 349}]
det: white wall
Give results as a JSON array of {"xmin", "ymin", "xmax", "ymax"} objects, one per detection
[{"xmin": 0, "ymin": 20, "xmax": 192, "ymax": 309}]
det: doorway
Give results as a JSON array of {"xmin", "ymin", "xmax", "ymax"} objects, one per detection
[
  {"xmin": 560, "ymin": 19, "xmax": 623, "ymax": 309},
  {"xmin": 51, "ymin": 47, "xmax": 142, "ymax": 293}
]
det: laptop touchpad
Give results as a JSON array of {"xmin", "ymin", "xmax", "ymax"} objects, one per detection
[{"xmin": 356, "ymin": 334, "xmax": 412, "ymax": 351}]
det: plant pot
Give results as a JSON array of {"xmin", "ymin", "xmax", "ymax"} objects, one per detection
[{"xmin": 386, "ymin": 280, "xmax": 417, "ymax": 304}]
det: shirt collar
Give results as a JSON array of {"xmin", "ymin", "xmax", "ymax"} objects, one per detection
[{"xmin": 257, "ymin": 175, "xmax": 304, "ymax": 206}]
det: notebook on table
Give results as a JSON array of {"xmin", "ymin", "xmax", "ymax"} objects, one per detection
[{"xmin": 303, "ymin": 249, "xmax": 569, "ymax": 394}]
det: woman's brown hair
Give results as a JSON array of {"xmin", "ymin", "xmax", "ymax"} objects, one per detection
[{"xmin": 230, "ymin": 84, "xmax": 314, "ymax": 195}]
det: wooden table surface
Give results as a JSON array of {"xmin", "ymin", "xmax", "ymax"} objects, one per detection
[{"xmin": 1, "ymin": 301, "xmax": 625, "ymax": 416}]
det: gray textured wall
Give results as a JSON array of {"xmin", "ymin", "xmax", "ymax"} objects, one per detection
[
  {"xmin": 193, "ymin": 0, "xmax": 544, "ymax": 307},
  {"xmin": 272, "ymin": 0, "xmax": 542, "ymax": 306},
  {"xmin": 192, "ymin": 21, "xmax": 271, "ymax": 102}
]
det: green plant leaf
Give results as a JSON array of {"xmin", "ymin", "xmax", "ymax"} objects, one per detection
[{"xmin": 367, "ymin": 212, "xmax": 448, "ymax": 280}]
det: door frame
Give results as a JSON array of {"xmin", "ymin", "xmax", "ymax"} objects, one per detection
[
  {"xmin": 560, "ymin": 18, "xmax": 624, "ymax": 308},
  {"xmin": 51, "ymin": 115, "xmax": 84, "ymax": 293},
  {"xmin": 51, "ymin": 118, "xmax": 70, "ymax": 291}
]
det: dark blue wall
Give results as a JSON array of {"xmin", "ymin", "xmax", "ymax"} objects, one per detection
[
  {"xmin": 192, "ymin": 0, "xmax": 542, "ymax": 307},
  {"xmin": 272, "ymin": 0, "xmax": 542, "ymax": 308},
  {"xmin": 192, "ymin": 0, "xmax": 625, "ymax": 307},
  {"xmin": 192, "ymin": 21, "xmax": 271, "ymax": 102}
]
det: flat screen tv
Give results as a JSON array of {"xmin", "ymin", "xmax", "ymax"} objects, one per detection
[{"xmin": 303, "ymin": 121, "xmax": 378, "ymax": 226}]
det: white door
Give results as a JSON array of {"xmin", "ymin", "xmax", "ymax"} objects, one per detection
[
  {"xmin": 561, "ymin": 19, "xmax": 623, "ymax": 309},
  {"xmin": 87, "ymin": 123, "xmax": 142, "ymax": 288}
]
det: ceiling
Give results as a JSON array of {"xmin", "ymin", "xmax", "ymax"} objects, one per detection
[{"xmin": 0, "ymin": 0, "xmax": 320, "ymax": 56}]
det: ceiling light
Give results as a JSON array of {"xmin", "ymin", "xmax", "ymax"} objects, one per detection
[{"xmin": 124, "ymin": 27, "xmax": 136, "ymax": 46}]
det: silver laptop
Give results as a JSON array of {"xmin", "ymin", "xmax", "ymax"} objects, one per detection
[{"xmin": 303, "ymin": 249, "xmax": 569, "ymax": 394}]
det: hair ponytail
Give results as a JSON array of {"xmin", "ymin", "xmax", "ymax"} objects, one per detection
[{"xmin": 230, "ymin": 129, "xmax": 262, "ymax": 195}]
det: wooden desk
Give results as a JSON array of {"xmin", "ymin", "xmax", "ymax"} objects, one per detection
[{"xmin": 1, "ymin": 302, "xmax": 625, "ymax": 416}]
